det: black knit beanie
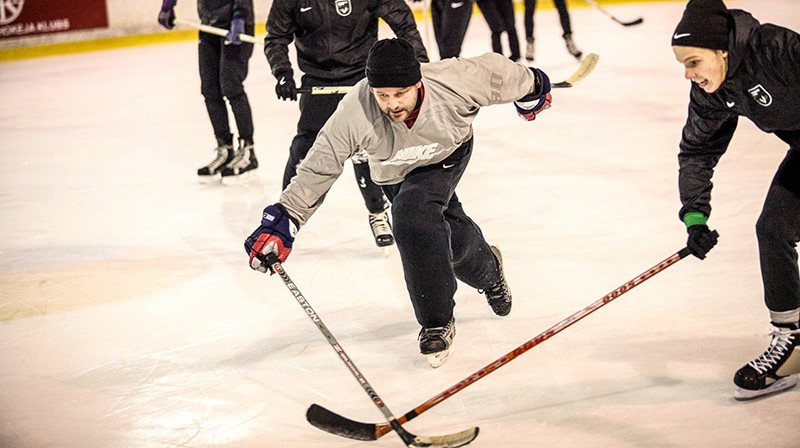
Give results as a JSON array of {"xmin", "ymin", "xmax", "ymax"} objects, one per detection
[
  {"xmin": 366, "ymin": 38, "xmax": 421, "ymax": 88},
  {"xmin": 671, "ymin": 0, "xmax": 731, "ymax": 50}
]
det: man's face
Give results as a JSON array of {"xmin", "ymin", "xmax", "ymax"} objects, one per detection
[
  {"xmin": 370, "ymin": 82, "xmax": 421, "ymax": 122},
  {"xmin": 673, "ymin": 46, "xmax": 729, "ymax": 93}
]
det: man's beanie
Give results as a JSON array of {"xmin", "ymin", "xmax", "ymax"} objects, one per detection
[
  {"xmin": 366, "ymin": 38, "xmax": 421, "ymax": 88},
  {"xmin": 671, "ymin": 0, "xmax": 731, "ymax": 50}
]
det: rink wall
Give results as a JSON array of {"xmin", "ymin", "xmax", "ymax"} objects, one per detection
[{"xmin": 0, "ymin": 0, "xmax": 666, "ymax": 61}]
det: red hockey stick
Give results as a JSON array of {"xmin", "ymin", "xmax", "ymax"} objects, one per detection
[{"xmin": 306, "ymin": 242, "xmax": 704, "ymax": 441}]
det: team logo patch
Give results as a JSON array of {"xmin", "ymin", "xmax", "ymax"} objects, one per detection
[
  {"xmin": 748, "ymin": 84, "xmax": 773, "ymax": 107},
  {"xmin": 335, "ymin": 0, "xmax": 351, "ymax": 16}
]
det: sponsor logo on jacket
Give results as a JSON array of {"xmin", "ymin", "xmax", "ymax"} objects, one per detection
[{"xmin": 382, "ymin": 143, "xmax": 440, "ymax": 166}]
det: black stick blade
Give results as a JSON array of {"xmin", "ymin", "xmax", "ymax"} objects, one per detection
[{"xmin": 307, "ymin": 404, "xmax": 378, "ymax": 441}]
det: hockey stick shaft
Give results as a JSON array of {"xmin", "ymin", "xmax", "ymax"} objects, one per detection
[
  {"xmin": 297, "ymin": 53, "xmax": 599, "ymax": 95},
  {"xmin": 174, "ymin": 18, "xmax": 264, "ymax": 44},
  {"xmin": 581, "ymin": 0, "xmax": 643, "ymax": 27},
  {"xmin": 265, "ymin": 254, "xmax": 478, "ymax": 448},
  {"xmin": 308, "ymin": 242, "xmax": 707, "ymax": 441}
]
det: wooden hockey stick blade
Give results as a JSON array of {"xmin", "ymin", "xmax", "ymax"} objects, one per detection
[
  {"xmin": 552, "ymin": 52, "xmax": 599, "ymax": 88},
  {"xmin": 308, "ymin": 404, "xmax": 479, "ymax": 446},
  {"xmin": 173, "ymin": 18, "xmax": 264, "ymax": 44}
]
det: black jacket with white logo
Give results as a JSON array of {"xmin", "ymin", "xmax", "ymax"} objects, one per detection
[
  {"xmin": 264, "ymin": 0, "xmax": 428, "ymax": 80},
  {"xmin": 677, "ymin": 9, "xmax": 800, "ymax": 220}
]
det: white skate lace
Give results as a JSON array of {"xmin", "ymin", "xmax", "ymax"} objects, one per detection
[
  {"xmin": 369, "ymin": 211, "xmax": 391, "ymax": 236},
  {"xmin": 227, "ymin": 145, "xmax": 252, "ymax": 170},
  {"xmin": 747, "ymin": 326, "xmax": 800, "ymax": 374},
  {"xmin": 207, "ymin": 146, "xmax": 231, "ymax": 171}
]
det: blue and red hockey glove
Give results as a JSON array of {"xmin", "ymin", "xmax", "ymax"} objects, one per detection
[{"xmin": 245, "ymin": 203, "xmax": 298, "ymax": 273}]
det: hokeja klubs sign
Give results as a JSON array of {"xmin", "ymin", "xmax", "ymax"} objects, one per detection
[{"xmin": 1, "ymin": 0, "xmax": 109, "ymax": 39}]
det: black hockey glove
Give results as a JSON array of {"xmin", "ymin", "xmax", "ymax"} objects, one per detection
[
  {"xmin": 275, "ymin": 71, "xmax": 297, "ymax": 101},
  {"xmin": 158, "ymin": 0, "xmax": 176, "ymax": 29},
  {"xmin": 686, "ymin": 224, "xmax": 718, "ymax": 260}
]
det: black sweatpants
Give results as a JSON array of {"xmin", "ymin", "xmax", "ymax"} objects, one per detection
[
  {"xmin": 198, "ymin": 25, "xmax": 254, "ymax": 145},
  {"xmin": 523, "ymin": 0, "xmax": 572, "ymax": 39},
  {"xmin": 430, "ymin": 0, "xmax": 473, "ymax": 59},
  {"xmin": 476, "ymin": 0, "xmax": 520, "ymax": 60},
  {"xmin": 382, "ymin": 139, "xmax": 501, "ymax": 328},
  {"xmin": 282, "ymin": 73, "xmax": 386, "ymax": 214},
  {"xmin": 756, "ymin": 147, "xmax": 800, "ymax": 314}
]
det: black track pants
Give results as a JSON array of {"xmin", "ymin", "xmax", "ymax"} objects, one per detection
[
  {"xmin": 198, "ymin": 25, "xmax": 254, "ymax": 144},
  {"xmin": 430, "ymin": 0, "xmax": 473, "ymax": 59},
  {"xmin": 523, "ymin": 0, "xmax": 572, "ymax": 39},
  {"xmin": 757, "ymin": 147, "xmax": 800, "ymax": 313},
  {"xmin": 382, "ymin": 139, "xmax": 501, "ymax": 328}
]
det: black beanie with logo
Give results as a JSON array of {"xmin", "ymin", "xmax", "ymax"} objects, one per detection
[
  {"xmin": 366, "ymin": 38, "xmax": 422, "ymax": 88},
  {"xmin": 671, "ymin": 0, "xmax": 731, "ymax": 50}
]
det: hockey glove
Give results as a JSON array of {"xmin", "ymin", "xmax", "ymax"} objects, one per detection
[
  {"xmin": 225, "ymin": 15, "xmax": 245, "ymax": 45},
  {"xmin": 275, "ymin": 71, "xmax": 297, "ymax": 101},
  {"xmin": 686, "ymin": 224, "xmax": 718, "ymax": 260},
  {"xmin": 245, "ymin": 203, "xmax": 299, "ymax": 273},
  {"xmin": 514, "ymin": 67, "xmax": 552, "ymax": 121},
  {"xmin": 158, "ymin": 0, "xmax": 176, "ymax": 29}
]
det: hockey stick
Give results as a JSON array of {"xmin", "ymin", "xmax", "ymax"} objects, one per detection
[
  {"xmin": 297, "ymin": 53, "xmax": 599, "ymax": 95},
  {"xmin": 306, "ymin": 240, "xmax": 709, "ymax": 441},
  {"xmin": 264, "ymin": 253, "xmax": 479, "ymax": 448},
  {"xmin": 581, "ymin": 0, "xmax": 643, "ymax": 27},
  {"xmin": 174, "ymin": 18, "xmax": 264, "ymax": 44}
]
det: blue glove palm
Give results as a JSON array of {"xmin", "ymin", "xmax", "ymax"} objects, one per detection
[
  {"xmin": 158, "ymin": 0, "xmax": 176, "ymax": 29},
  {"xmin": 245, "ymin": 204, "xmax": 298, "ymax": 273},
  {"xmin": 515, "ymin": 68, "xmax": 552, "ymax": 121},
  {"xmin": 225, "ymin": 16, "xmax": 245, "ymax": 45}
]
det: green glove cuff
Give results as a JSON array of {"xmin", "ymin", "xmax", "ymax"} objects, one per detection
[{"xmin": 683, "ymin": 212, "xmax": 708, "ymax": 228}]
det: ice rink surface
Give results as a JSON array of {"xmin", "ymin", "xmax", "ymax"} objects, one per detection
[{"xmin": 2, "ymin": 1, "xmax": 800, "ymax": 446}]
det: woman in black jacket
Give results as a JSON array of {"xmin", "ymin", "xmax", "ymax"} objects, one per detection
[{"xmin": 672, "ymin": 0, "xmax": 800, "ymax": 401}]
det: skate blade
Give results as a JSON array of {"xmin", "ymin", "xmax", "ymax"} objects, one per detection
[
  {"xmin": 198, "ymin": 174, "xmax": 221, "ymax": 184},
  {"xmin": 734, "ymin": 374, "xmax": 799, "ymax": 401},
  {"xmin": 427, "ymin": 346, "xmax": 453, "ymax": 368},
  {"xmin": 221, "ymin": 169, "xmax": 259, "ymax": 185}
]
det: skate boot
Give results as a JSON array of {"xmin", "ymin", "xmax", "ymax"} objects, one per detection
[
  {"xmin": 197, "ymin": 140, "xmax": 234, "ymax": 183},
  {"xmin": 563, "ymin": 33, "xmax": 583, "ymax": 60},
  {"xmin": 221, "ymin": 138, "xmax": 259, "ymax": 185},
  {"xmin": 368, "ymin": 210, "xmax": 394, "ymax": 247},
  {"xmin": 479, "ymin": 246, "xmax": 512, "ymax": 316},
  {"xmin": 733, "ymin": 322, "xmax": 800, "ymax": 400},
  {"xmin": 419, "ymin": 317, "xmax": 455, "ymax": 368},
  {"xmin": 525, "ymin": 37, "xmax": 535, "ymax": 62}
]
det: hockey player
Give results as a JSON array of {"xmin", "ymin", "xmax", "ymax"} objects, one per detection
[
  {"xmin": 158, "ymin": 0, "xmax": 259, "ymax": 185},
  {"xmin": 671, "ymin": 0, "xmax": 800, "ymax": 400},
  {"xmin": 264, "ymin": 0, "xmax": 427, "ymax": 247},
  {"xmin": 245, "ymin": 38, "xmax": 552, "ymax": 367}
]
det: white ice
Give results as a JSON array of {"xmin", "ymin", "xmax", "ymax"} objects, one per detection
[{"xmin": 2, "ymin": 1, "xmax": 800, "ymax": 447}]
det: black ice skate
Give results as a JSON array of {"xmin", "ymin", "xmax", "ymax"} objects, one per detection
[
  {"xmin": 221, "ymin": 138, "xmax": 259, "ymax": 185},
  {"xmin": 733, "ymin": 322, "xmax": 800, "ymax": 400},
  {"xmin": 368, "ymin": 210, "xmax": 394, "ymax": 247},
  {"xmin": 419, "ymin": 317, "xmax": 455, "ymax": 368},
  {"xmin": 479, "ymin": 246, "xmax": 512, "ymax": 316},
  {"xmin": 197, "ymin": 141, "xmax": 234, "ymax": 183},
  {"xmin": 564, "ymin": 33, "xmax": 583, "ymax": 60}
]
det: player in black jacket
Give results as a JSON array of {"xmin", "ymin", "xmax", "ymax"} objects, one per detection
[
  {"xmin": 671, "ymin": 0, "xmax": 800, "ymax": 400},
  {"xmin": 158, "ymin": 0, "xmax": 259, "ymax": 185},
  {"xmin": 264, "ymin": 0, "xmax": 428, "ymax": 247}
]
